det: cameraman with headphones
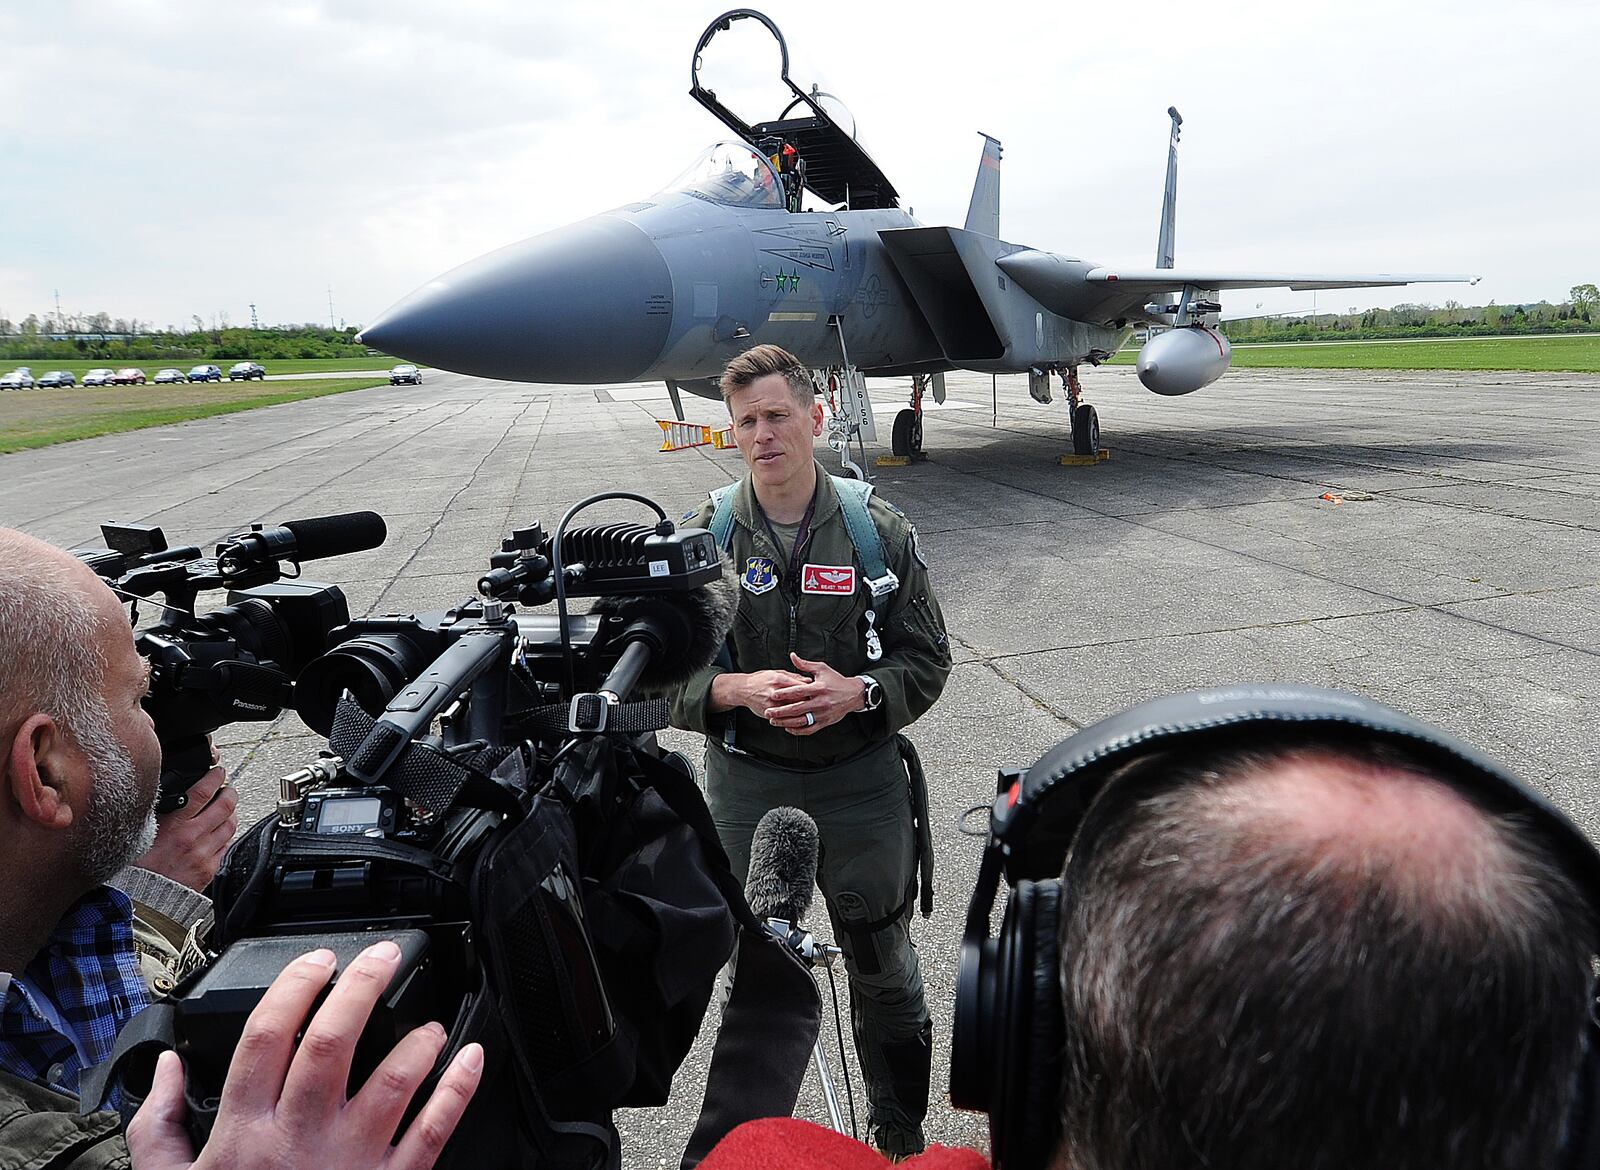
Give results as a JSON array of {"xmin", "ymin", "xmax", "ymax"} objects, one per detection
[
  {"xmin": 704, "ymin": 685, "xmax": 1600, "ymax": 1170},
  {"xmin": 0, "ymin": 528, "xmax": 483, "ymax": 1169}
]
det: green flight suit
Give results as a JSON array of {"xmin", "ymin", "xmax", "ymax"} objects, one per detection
[{"xmin": 669, "ymin": 462, "xmax": 952, "ymax": 1152}]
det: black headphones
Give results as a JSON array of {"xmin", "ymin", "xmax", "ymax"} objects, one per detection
[{"xmin": 950, "ymin": 684, "xmax": 1600, "ymax": 1170}]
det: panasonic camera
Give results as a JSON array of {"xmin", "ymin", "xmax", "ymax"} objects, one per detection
[{"xmin": 74, "ymin": 512, "xmax": 386, "ymax": 811}]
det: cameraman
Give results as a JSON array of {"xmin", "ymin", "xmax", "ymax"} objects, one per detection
[{"xmin": 0, "ymin": 528, "xmax": 482, "ymax": 1168}]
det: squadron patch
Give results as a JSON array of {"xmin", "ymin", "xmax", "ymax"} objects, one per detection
[
  {"xmin": 742, "ymin": 556, "xmax": 779, "ymax": 595},
  {"xmin": 801, "ymin": 564, "xmax": 856, "ymax": 595}
]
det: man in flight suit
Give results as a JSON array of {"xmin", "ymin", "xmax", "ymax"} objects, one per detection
[{"xmin": 669, "ymin": 344, "xmax": 952, "ymax": 1157}]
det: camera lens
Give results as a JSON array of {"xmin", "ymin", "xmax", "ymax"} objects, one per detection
[{"xmin": 294, "ymin": 633, "xmax": 431, "ymax": 736}]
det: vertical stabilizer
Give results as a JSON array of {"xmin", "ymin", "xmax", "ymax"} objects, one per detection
[
  {"xmin": 1156, "ymin": 107, "xmax": 1182, "ymax": 268},
  {"xmin": 964, "ymin": 133, "xmax": 1003, "ymax": 237}
]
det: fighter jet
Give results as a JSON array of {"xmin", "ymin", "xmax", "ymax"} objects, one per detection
[{"xmin": 356, "ymin": 8, "xmax": 1475, "ymax": 477}]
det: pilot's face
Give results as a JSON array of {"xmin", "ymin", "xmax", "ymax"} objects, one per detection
[{"xmin": 728, "ymin": 373, "xmax": 824, "ymax": 495}]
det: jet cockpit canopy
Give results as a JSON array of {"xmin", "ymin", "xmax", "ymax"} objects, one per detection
[
  {"xmin": 661, "ymin": 141, "xmax": 785, "ymax": 210},
  {"xmin": 688, "ymin": 8, "xmax": 899, "ymax": 210}
]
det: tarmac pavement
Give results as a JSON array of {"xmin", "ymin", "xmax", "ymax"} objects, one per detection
[{"xmin": 3, "ymin": 363, "xmax": 1598, "ymax": 1164}]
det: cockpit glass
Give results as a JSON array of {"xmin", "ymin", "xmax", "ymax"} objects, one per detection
[{"xmin": 661, "ymin": 142, "xmax": 784, "ymax": 209}]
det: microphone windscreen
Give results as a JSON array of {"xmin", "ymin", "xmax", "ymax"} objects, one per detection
[
  {"xmin": 282, "ymin": 511, "xmax": 388, "ymax": 562},
  {"xmin": 591, "ymin": 556, "xmax": 737, "ymax": 692},
  {"xmin": 746, "ymin": 807, "xmax": 818, "ymax": 924}
]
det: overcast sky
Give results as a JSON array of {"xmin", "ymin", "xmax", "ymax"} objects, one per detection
[{"xmin": 3, "ymin": 0, "xmax": 1595, "ymax": 331}]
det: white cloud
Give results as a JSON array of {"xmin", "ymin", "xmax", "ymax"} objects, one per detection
[{"xmin": 2, "ymin": 0, "xmax": 1595, "ymax": 327}]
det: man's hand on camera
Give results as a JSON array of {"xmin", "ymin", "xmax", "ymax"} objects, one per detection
[
  {"xmin": 763, "ymin": 653, "xmax": 867, "ymax": 736},
  {"xmin": 125, "ymin": 941, "xmax": 484, "ymax": 1170},
  {"xmin": 710, "ymin": 668, "xmax": 809, "ymax": 717},
  {"xmin": 134, "ymin": 756, "xmax": 239, "ymax": 891}
]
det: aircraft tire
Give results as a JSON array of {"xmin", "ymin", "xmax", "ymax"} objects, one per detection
[
  {"xmin": 892, "ymin": 408, "xmax": 916, "ymax": 456},
  {"xmin": 1072, "ymin": 404, "xmax": 1100, "ymax": 455}
]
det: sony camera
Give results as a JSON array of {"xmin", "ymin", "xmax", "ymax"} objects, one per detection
[{"xmin": 100, "ymin": 495, "xmax": 741, "ymax": 1170}]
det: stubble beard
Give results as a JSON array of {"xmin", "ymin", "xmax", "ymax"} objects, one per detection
[{"xmin": 70, "ymin": 710, "xmax": 159, "ymax": 886}]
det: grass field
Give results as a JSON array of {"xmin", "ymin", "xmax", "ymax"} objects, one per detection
[
  {"xmin": 0, "ymin": 356, "xmax": 403, "ymax": 380},
  {"xmin": 0, "ymin": 377, "xmax": 388, "ymax": 454},
  {"xmin": 1108, "ymin": 333, "xmax": 1600, "ymax": 372}
]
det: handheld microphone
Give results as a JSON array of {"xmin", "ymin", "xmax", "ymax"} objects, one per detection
[
  {"xmin": 219, "ymin": 511, "xmax": 388, "ymax": 569},
  {"xmin": 746, "ymin": 807, "xmax": 819, "ymax": 925}
]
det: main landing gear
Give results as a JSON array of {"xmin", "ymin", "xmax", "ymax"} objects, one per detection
[
  {"xmin": 891, "ymin": 373, "xmax": 930, "ymax": 460},
  {"xmin": 1062, "ymin": 366, "xmax": 1100, "ymax": 456}
]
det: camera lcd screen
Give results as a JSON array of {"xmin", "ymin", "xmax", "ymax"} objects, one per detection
[{"xmin": 320, "ymin": 796, "xmax": 383, "ymax": 830}]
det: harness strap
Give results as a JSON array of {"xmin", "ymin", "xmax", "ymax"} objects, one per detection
[
  {"xmin": 709, "ymin": 483, "xmax": 738, "ymax": 551},
  {"xmin": 830, "ymin": 476, "xmax": 898, "ymax": 602}
]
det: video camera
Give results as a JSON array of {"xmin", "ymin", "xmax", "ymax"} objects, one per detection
[
  {"xmin": 90, "ymin": 493, "xmax": 743, "ymax": 1170},
  {"xmin": 74, "ymin": 512, "xmax": 383, "ymax": 811}
]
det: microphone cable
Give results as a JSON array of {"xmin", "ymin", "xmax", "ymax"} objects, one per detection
[{"xmin": 825, "ymin": 962, "xmax": 859, "ymax": 1139}]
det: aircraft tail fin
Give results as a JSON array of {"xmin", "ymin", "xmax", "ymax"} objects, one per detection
[
  {"xmin": 964, "ymin": 133, "xmax": 1003, "ymax": 237},
  {"xmin": 1155, "ymin": 107, "xmax": 1182, "ymax": 269}
]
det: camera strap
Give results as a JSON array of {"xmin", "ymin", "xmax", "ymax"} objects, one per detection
[{"xmin": 520, "ymin": 696, "xmax": 672, "ymax": 737}]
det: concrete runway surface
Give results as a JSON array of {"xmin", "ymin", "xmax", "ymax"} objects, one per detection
[{"xmin": 3, "ymin": 364, "xmax": 1598, "ymax": 1163}]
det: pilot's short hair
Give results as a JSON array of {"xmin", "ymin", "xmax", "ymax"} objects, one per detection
[{"xmin": 720, "ymin": 344, "xmax": 814, "ymax": 406}]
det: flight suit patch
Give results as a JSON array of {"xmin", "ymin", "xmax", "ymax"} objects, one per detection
[
  {"xmin": 801, "ymin": 564, "xmax": 856, "ymax": 594},
  {"xmin": 743, "ymin": 556, "xmax": 779, "ymax": 595}
]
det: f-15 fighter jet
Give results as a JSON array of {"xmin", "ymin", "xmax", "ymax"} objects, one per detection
[{"xmin": 356, "ymin": 8, "xmax": 1475, "ymax": 476}]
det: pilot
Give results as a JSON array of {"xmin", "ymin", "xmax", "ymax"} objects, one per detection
[
  {"xmin": 769, "ymin": 142, "xmax": 801, "ymax": 212},
  {"xmin": 669, "ymin": 344, "xmax": 952, "ymax": 1158}
]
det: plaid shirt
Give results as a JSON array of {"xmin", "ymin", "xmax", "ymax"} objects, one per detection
[{"xmin": 0, "ymin": 886, "xmax": 150, "ymax": 1103}]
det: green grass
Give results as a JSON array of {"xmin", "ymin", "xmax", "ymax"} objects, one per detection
[
  {"xmin": 1108, "ymin": 333, "xmax": 1600, "ymax": 372},
  {"xmin": 0, "ymin": 377, "xmax": 389, "ymax": 454},
  {"xmin": 0, "ymin": 356, "xmax": 406, "ymax": 379}
]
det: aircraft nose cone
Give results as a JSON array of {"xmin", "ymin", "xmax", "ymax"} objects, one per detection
[{"xmin": 357, "ymin": 215, "xmax": 672, "ymax": 383}]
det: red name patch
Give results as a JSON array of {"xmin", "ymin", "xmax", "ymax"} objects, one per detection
[{"xmin": 801, "ymin": 564, "xmax": 856, "ymax": 595}]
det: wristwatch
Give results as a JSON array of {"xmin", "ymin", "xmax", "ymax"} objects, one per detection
[{"xmin": 859, "ymin": 674, "xmax": 883, "ymax": 712}]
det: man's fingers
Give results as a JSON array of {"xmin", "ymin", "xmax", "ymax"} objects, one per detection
[
  {"xmin": 391, "ymin": 1043, "xmax": 484, "ymax": 1170},
  {"xmin": 789, "ymin": 652, "xmax": 824, "ymax": 674},
  {"xmin": 346, "ymin": 1021, "xmax": 449, "ymax": 1151},
  {"xmin": 279, "ymin": 940, "xmax": 403, "ymax": 1120},
  {"xmin": 182, "ymin": 765, "xmax": 228, "ymax": 811},
  {"xmin": 124, "ymin": 1050, "xmax": 198, "ymax": 1170},
  {"xmin": 218, "ymin": 949, "xmax": 337, "ymax": 1120}
]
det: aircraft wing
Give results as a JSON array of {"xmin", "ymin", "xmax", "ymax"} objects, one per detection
[
  {"xmin": 1084, "ymin": 267, "xmax": 1480, "ymax": 293},
  {"xmin": 993, "ymin": 249, "xmax": 1479, "ymax": 326}
]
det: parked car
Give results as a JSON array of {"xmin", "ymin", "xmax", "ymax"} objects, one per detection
[
  {"xmin": 112, "ymin": 368, "xmax": 147, "ymax": 385},
  {"xmin": 37, "ymin": 370, "xmax": 77, "ymax": 388},
  {"xmin": 0, "ymin": 369, "xmax": 35, "ymax": 390},
  {"xmin": 389, "ymin": 364, "xmax": 423, "ymax": 385},
  {"xmin": 153, "ymin": 368, "xmax": 186, "ymax": 384},
  {"xmin": 228, "ymin": 361, "xmax": 266, "ymax": 381},
  {"xmin": 187, "ymin": 364, "xmax": 222, "ymax": 382},
  {"xmin": 83, "ymin": 368, "xmax": 116, "ymax": 386}
]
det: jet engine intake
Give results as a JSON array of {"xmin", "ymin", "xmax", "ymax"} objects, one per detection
[{"xmin": 1135, "ymin": 325, "xmax": 1232, "ymax": 396}]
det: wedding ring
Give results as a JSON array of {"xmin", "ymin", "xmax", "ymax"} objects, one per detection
[{"xmin": 804, "ymin": 711, "xmax": 815, "ymax": 727}]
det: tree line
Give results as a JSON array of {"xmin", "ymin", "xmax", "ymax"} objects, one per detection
[
  {"xmin": 1218, "ymin": 285, "xmax": 1598, "ymax": 344},
  {"xmin": 0, "ymin": 319, "xmax": 372, "ymax": 362}
]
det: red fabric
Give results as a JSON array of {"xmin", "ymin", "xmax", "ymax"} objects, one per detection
[{"xmin": 699, "ymin": 1117, "xmax": 989, "ymax": 1170}]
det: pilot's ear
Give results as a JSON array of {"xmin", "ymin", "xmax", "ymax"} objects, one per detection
[
  {"xmin": 810, "ymin": 400, "xmax": 825, "ymax": 436},
  {"xmin": 5, "ymin": 714, "xmax": 78, "ymax": 831}
]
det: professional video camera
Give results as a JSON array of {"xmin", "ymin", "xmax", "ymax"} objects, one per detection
[
  {"xmin": 96, "ymin": 492, "xmax": 756, "ymax": 1170},
  {"xmin": 74, "ymin": 511, "xmax": 386, "ymax": 811}
]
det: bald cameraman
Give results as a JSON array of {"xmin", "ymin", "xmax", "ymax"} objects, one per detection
[
  {"xmin": 0, "ymin": 528, "xmax": 482, "ymax": 1169},
  {"xmin": 702, "ymin": 694, "xmax": 1599, "ymax": 1170}
]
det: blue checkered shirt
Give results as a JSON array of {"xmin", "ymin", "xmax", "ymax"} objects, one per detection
[{"xmin": 0, "ymin": 886, "xmax": 150, "ymax": 1103}]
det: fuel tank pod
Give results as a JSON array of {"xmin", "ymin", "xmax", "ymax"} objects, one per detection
[{"xmin": 1135, "ymin": 326, "xmax": 1232, "ymax": 396}]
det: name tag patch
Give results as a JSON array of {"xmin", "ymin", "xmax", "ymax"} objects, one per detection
[{"xmin": 801, "ymin": 564, "xmax": 856, "ymax": 595}]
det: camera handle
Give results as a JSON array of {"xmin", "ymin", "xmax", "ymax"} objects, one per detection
[
  {"xmin": 346, "ymin": 624, "xmax": 515, "ymax": 785},
  {"xmin": 154, "ymin": 735, "xmax": 217, "ymax": 814}
]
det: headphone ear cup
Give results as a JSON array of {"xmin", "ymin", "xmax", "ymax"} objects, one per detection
[{"xmin": 992, "ymin": 879, "xmax": 1065, "ymax": 1170}]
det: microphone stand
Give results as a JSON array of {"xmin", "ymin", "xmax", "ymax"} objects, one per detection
[{"xmin": 761, "ymin": 917, "xmax": 851, "ymax": 1135}]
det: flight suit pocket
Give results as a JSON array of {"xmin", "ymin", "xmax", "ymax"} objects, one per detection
[{"xmin": 897, "ymin": 593, "xmax": 948, "ymax": 653}]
